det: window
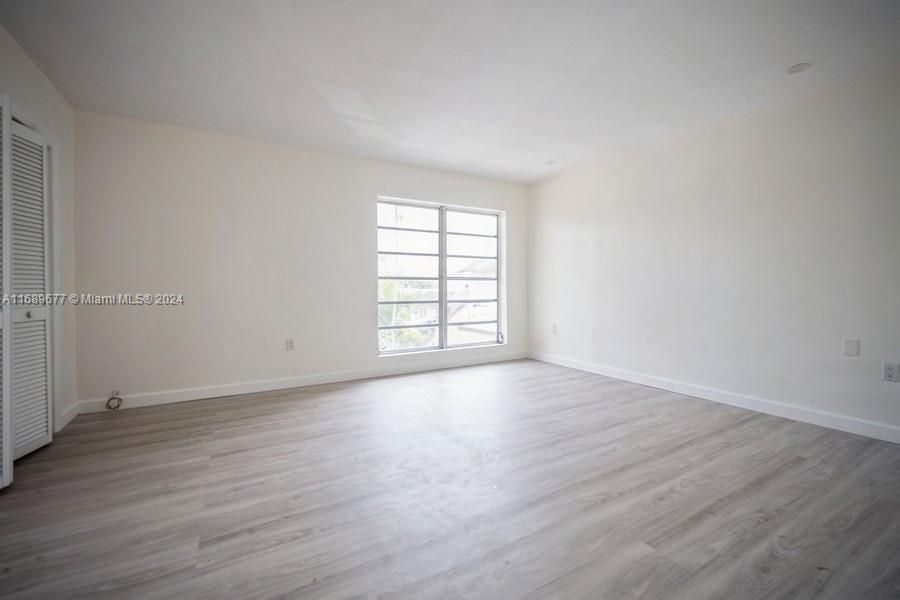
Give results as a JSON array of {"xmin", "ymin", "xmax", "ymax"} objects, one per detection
[{"xmin": 377, "ymin": 198, "xmax": 503, "ymax": 354}]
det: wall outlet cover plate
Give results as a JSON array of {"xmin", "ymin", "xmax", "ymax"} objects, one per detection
[{"xmin": 842, "ymin": 338, "xmax": 860, "ymax": 357}]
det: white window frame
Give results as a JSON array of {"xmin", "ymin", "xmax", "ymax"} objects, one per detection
[{"xmin": 377, "ymin": 196, "xmax": 504, "ymax": 355}]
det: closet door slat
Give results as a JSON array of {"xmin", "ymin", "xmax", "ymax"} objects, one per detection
[{"xmin": 10, "ymin": 121, "xmax": 51, "ymax": 460}]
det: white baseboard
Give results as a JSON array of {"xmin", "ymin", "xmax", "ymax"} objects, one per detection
[
  {"xmin": 530, "ymin": 352, "xmax": 900, "ymax": 445},
  {"xmin": 77, "ymin": 350, "xmax": 529, "ymax": 415},
  {"xmin": 55, "ymin": 401, "xmax": 79, "ymax": 432},
  {"xmin": 66, "ymin": 349, "xmax": 900, "ymax": 445}
]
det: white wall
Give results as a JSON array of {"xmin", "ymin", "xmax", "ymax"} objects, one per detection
[
  {"xmin": 0, "ymin": 25, "xmax": 78, "ymax": 430},
  {"xmin": 12, "ymin": 11, "xmax": 897, "ymax": 445},
  {"xmin": 75, "ymin": 111, "xmax": 528, "ymax": 407},
  {"xmin": 530, "ymin": 65, "xmax": 900, "ymax": 442}
]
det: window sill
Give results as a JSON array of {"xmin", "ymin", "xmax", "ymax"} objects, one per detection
[{"xmin": 378, "ymin": 341, "xmax": 506, "ymax": 358}]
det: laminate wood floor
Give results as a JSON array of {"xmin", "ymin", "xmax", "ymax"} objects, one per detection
[{"xmin": 1, "ymin": 359, "xmax": 898, "ymax": 599}]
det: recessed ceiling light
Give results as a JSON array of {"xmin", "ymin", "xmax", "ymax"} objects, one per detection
[{"xmin": 787, "ymin": 62, "xmax": 812, "ymax": 75}]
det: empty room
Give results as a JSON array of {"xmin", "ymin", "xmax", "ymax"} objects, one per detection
[{"xmin": 0, "ymin": 1, "xmax": 898, "ymax": 598}]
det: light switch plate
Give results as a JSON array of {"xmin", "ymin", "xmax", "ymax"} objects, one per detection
[{"xmin": 842, "ymin": 338, "xmax": 860, "ymax": 357}]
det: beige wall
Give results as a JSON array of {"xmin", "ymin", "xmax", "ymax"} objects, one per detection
[
  {"xmin": 530, "ymin": 65, "xmax": 900, "ymax": 441},
  {"xmin": 0, "ymin": 25, "xmax": 78, "ymax": 429},
  {"xmin": 75, "ymin": 111, "xmax": 528, "ymax": 405}
]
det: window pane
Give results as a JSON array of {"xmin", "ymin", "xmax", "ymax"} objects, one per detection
[
  {"xmin": 378, "ymin": 203, "xmax": 438, "ymax": 231},
  {"xmin": 447, "ymin": 279, "xmax": 497, "ymax": 301},
  {"xmin": 446, "ymin": 233, "xmax": 496, "ymax": 257},
  {"xmin": 378, "ymin": 229, "xmax": 438, "ymax": 254},
  {"xmin": 379, "ymin": 327, "xmax": 439, "ymax": 352},
  {"xmin": 447, "ymin": 301, "xmax": 497, "ymax": 324},
  {"xmin": 447, "ymin": 323, "xmax": 498, "ymax": 346},
  {"xmin": 378, "ymin": 303, "xmax": 439, "ymax": 327},
  {"xmin": 447, "ymin": 257, "xmax": 497, "ymax": 279},
  {"xmin": 446, "ymin": 211, "xmax": 497, "ymax": 236},
  {"xmin": 447, "ymin": 302, "xmax": 497, "ymax": 323},
  {"xmin": 379, "ymin": 254, "xmax": 438, "ymax": 278},
  {"xmin": 379, "ymin": 279, "xmax": 439, "ymax": 302}
]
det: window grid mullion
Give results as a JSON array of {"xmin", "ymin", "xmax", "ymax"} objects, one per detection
[
  {"xmin": 377, "ymin": 276, "xmax": 438, "ymax": 281},
  {"xmin": 445, "ymin": 231, "xmax": 497, "ymax": 239},
  {"xmin": 446, "ymin": 276, "xmax": 497, "ymax": 281},
  {"xmin": 447, "ymin": 319, "xmax": 498, "ymax": 327},
  {"xmin": 377, "ymin": 225, "xmax": 439, "ymax": 234},
  {"xmin": 445, "ymin": 254, "xmax": 496, "ymax": 260},
  {"xmin": 378, "ymin": 323, "xmax": 440, "ymax": 331},
  {"xmin": 377, "ymin": 251, "xmax": 439, "ymax": 258},
  {"xmin": 496, "ymin": 219, "xmax": 502, "ymax": 343},
  {"xmin": 439, "ymin": 206, "xmax": 447, "ymax": 350}
]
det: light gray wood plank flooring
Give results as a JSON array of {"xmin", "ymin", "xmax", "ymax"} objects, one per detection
[{"xmin": 1, "ymin": 359, "xmax": 898, "ymax": 599}]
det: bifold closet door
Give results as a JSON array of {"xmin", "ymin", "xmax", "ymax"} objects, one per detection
[
  {"xmin": 9, "ymin": 120, "xmax": 51, "ymax": 460},
  {"xmin": 0, "ymin": 94, "xmax": 11, "ymax": 488}
]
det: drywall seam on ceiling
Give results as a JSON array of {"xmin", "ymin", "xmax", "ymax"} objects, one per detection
[{"xmin": 2, "ymin": 0, "xmax": 896, "ymax": 181}]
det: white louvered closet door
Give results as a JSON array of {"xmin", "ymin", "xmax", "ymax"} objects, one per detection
[
  {"xmin": 9, "ymin": 120, "xmax": 51, "ymax": 460},
  {"xmin": 0, "ymin": 94, "xmax": 12, "ymax": 488}
]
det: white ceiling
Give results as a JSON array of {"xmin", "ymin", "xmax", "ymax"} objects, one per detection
[{"xmin": 1, "ymin": 0, "xmax": 897, "ymax": 182}]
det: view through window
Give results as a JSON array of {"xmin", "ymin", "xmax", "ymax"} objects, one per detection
[{"xmin": 377, "ymin": 199, "xmax": 502, "ymax": 354}]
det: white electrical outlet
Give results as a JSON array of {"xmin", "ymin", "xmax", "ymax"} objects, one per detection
[
  {"xmin": 285, "ymin": 338, "xmax": 295, "ymax": 351},
  {"xmin": 552, "ymin": 323, "xmax": 558, "ymax": 335},
  {"xmin": 883, "ymin": 362, "xmax": 900, "ymax": 383}
]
